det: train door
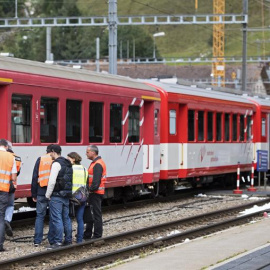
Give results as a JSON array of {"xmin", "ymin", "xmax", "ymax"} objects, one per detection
[{"xmin": 143, "ymin": 100, "xmax": 160, "ymax": 186}]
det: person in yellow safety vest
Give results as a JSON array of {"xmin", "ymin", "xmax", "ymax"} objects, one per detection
[
  {"xmin": 0, "ymin": 139, "xmax": 17, "ymax": 252},
  {"xmin": 4, "ymin": 141, "xmax": 22, "ymax": 237},
  {"xmin": 84, "ymin": 145, "xmax": 107, "ymax": 240},
  {"xmin": 67, "ymin": 152, "xmax": 88, "ymax": 243},
  {"xmin": 31, "ymin": 144, "xmax": 54, "ymax": 247}
]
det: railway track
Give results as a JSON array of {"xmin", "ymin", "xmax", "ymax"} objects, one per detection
[
  {"xmin": 10, "ymin": 188, "xmax": 201, "ymax": 229},
  {"xmin": 1, "ymin": 197, "xmax": 269, "ymax": 270}
]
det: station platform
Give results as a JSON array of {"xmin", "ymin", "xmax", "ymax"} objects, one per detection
[{"xmin": 112, "ymin": 188, "xmax": 270, "ymax": 270}]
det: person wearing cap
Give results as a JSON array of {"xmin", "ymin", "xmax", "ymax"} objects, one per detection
[
  {"xmin": 45, "ymin": 145, "xmax": 73, "ymax": 249},
  {"xmin": 31, "ymin": 144, "xmax": 54, "ymax": 247},
  {"xmin": 84, "ymin": 145, "xmax": 107, "ymax": 240},
  {"xmin": 0, "ymin": 139, "xmax": 17, "ymax": 252},
  {"xmin": 4, "ymin": 141, "xmax": 22, "ymax": 237}
]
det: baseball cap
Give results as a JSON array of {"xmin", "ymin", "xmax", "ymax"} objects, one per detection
[{"xmin": 50, "ymin": 145, "xmax": 62, "ymax": 154}]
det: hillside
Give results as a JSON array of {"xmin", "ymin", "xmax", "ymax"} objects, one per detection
[{"xmin": 76, "ymin": 0, "xmax": 270, "ymax": 58}]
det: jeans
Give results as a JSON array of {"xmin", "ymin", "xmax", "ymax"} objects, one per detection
[
  {"xmin": 0, "ymin": 192, "xmax": 9, "ymax": 248},
  {"xmin": 84, "ymin": 193, "xmax": 103, "ymax": 238},
  {"xmin": 49, "ymin": 196, "xmax": 72, "ymax": 244},
  {"xmin": 34, "ymin": 195, "xmax": 49, "ymax": 244},
  {"xmin": 75, "ymin": 202, "xmax": 86, "ymax": 243},
  {"xmin": 5, "ymin": 192, "xmax": 15, "ymax": 222}
]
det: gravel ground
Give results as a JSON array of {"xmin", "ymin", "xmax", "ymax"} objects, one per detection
[{"xmin": 0, "ymin": 194, "xmax": 266, "ymax": 262}]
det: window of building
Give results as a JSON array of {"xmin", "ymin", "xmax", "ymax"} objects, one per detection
[
  {"xmin": 110, "ymin": 103, "xmax": 122, "ymax": 143},
  {"xmin": 66, "ymin": 100, "xmax": 81, "ymax": 143},
  {"xmin": 247, "ymin": 115, "xmax": 252, "ymax": 141},
  {"xmin": 188, "ymin": 110, "xmax": 195, "ymax": 141},
  {"xmin": 232, "ymin": 114, "xmax": 238, "ymax": 141},
  {"xmin": 240, "ymin": 115, "xmax": 245, "ymax": 141},
  {"xmin": 169, "ymin": 110, "xmax": 176, "ymax": 135},
  {"xmin": 11, "ymin": 95, "xmax": 32, "ymax": 143},
  {"xmin": 198, "ymin": 111, "xmax": 204, "ymax": 141},
  {"xmin": 207, "ymin": 112, "xmax": 213, "ymax": 141},
  {"xmin": 128, "ymin": 106, "xmax": 140, "ymax": 142},
  {"xmin": 224, "ymin": 113, "xmax": 230, "ymax": 141},
  {"xmin": 40, "ymin": 98, "xmax": 58, "ymax": 143},
  {"xmin": 89, "ymin": 102, "xmax": 103, "ymax": 143},
  {"xmin": 216, "ymin": 112, "xmax": 222, "ymax": 141},
  {"xmin": 262, "ymin": 118, "xmax": 266, "ymax": 137}
]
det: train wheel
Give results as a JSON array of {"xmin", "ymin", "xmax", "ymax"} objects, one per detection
[{"xmin": 27, "ymin": 197, "xmax": 36, "ymax": 208}]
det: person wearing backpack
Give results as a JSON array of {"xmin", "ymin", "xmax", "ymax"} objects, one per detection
[
  {"xmin": 67, "ymin": 152, "xmax": 88, "ymax": 243},
  {"xmin": 45, "ymin": 145, "xmax": 73, "ymax": 249}
]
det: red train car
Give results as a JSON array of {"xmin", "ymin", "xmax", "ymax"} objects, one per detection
[
  {"xmin": 147, "ymin": 81, "xmax": 259, "ymax": 194},
  {"xmin": 0, "ymin": 56, "xmax": 161, "ymax": 204}
]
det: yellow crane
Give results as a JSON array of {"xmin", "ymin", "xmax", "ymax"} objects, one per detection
[
  {"xmin": 196, "ymin": 0, "xmax": 225, "ymax": 86},
  {"xmin": 212, "ymin": 0, "xmax": 225, "ymax": 87}
]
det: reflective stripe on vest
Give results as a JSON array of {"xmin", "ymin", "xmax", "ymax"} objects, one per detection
[
  {"xmin": 88, "ymin": 158, "xmax": 107, "ymax": 195},
  {"xmin": 72, "ymin": 164, "xmax": 88, "ymax": 193},
  {"xmin": 0, "ymin": 151, "xmax": 14, "ymax": 192},
  {"xmin": 38, "ymin": 154, "xmax": 53, "ymax": 187}
]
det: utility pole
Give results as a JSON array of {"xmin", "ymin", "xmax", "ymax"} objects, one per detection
[
  {"xmin": 242, "ymin": 0, "xmax": 248, "ymax": 92},
  {"xmin": 46, "ymin": 27, "xmax": 52, "ymax": 61},
  {"xmin": 15, "ymin": 0, "xmax": 18, "ymax": 18},
  {"xmin": 96, "ymin": 37, "xmax": 100, "ymax": 72},
  {"xmin": 108, "ymin": 0, "xmax": 117, "ymax": 75}
]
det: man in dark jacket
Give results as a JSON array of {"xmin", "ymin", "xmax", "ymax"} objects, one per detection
[
  {"xmin": 45, "ymin": 145, "xmax": 73, "ymax": 249},
  {"xmin": 31, "ymin": 144, "xmax": 53, "ymax": 247}
]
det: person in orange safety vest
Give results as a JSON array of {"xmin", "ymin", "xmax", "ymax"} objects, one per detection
[
  {"xmin": 0, "ymin": 139, "xmax": 17, "ymax": 252},
  {"xmin": 31, "ymin": 144, "xmax": 54, "ymax": 246},
  {"xmin": 83, "ymin": 145, "xmax": 107, "ymax": 240},
  {"xmin": 4, "ymin": 141, "xmax": 22, "ymax": 237}
]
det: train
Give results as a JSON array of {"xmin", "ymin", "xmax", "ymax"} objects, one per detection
[{"xmin": 0, "ymin": 56, "xmax": 269, "ymax": 206}]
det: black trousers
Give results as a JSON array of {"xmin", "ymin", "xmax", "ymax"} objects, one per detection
[{"xmin": 84, "ymin": 193, "xmax": 103, "ymax": 238}]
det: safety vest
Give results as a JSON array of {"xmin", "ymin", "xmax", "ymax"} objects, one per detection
[
  {"xmin": 12, "ymin": 153, "xmax": 21, "ymax": 188},
  {"xmin": 38, "ymin": 154, "xmax": 52, "ymax": 187},
  {"xmin": 88, "ymin": 158, "xmax": 106, "ymax": 195},
  {"xmin": 0, "ymin": 151, "xmax": 14, "ymax": 192},
  {"xmin": 72, "ymin": 164, "xmax": 88, "ymax": 193},
  {"xmin": 13, "ymin": 153, "xmax": 22, "ymax": 174}
]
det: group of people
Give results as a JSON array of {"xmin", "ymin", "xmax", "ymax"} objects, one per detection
[{"xmin": 0, "ymin": 139, "xmax": 106, "ymax": 251}]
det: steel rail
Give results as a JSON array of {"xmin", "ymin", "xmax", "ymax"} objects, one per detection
[{"xmin": 0, "ymin": 198, "xmax": 269, "ymax": 270}]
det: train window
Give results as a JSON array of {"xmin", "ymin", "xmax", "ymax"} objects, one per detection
[
  {"xmin": 188, "ymin": 110, "xmax": 195, "ymax": 141},
  {"xmin": 247, "ymin": 115, "xmax": 252, "ymax": 141},
  {"xmin": 154, "ymin": 109, "xmax": 159, "ymax": 136},
  {"xmin": 240, "ymin": 115, "xmax": 245, "ymax": 141},
  {"xmin": 110, "ymin": 103, "xmax": 122, "ymax": 143},
  {"xmin": 198, "ymin": 111, "xmax": 204, "ymax": 141},
  {"xmin": 89, "ymin": 102, "xmax": 103, "ymax": 143},
  {"xmin": 40, "ymin": 98, "xmax": 58, "ymax": 143},
  {"xmin": 262, "ymin": 118, "xmax": 266, "ymax": 137},
  {"xmin": 224, "ymin": 113, "xmax": 230, "ymax": 141},
  {"xmin": 11, "ymin": 95, "xmax": 32, "ymax": 143},
  {"xmin": 169, "ymin": 110, "xmax": 176, "ymax": 135},
  {"xmin": 232, "ymin": 114, "xmax": 238, "ymax": 141},
  {"xmin": 207, "ymin": 112, "xmax": 213, "ymax": 141},
  {"xmin": 216, "ymin": 113, "xmax": 222, "ymax": 141},
  {"xmin": 66, "ymin": 100, "xmax": 81, "ymax": 143},
  {"xmin": 128, "ymin": 106, "xmax": 140, "ymax": 142}
]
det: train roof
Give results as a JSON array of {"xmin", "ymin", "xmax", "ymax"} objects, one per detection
[
  {"xmin": 146, "ymin": 80, "xmax": 255, "ymax": 105},
  {"xmin": 246, "ymin": 96, "xmax": 270, "ymax": 108},
  {"xmin": 0, "ymin": 56, "xmax": 156, "ymax": 93}
]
